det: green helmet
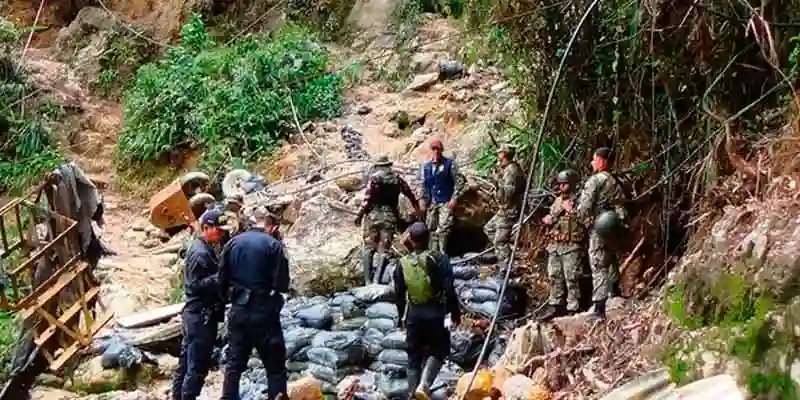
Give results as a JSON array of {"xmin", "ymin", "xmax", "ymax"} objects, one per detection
[
  {"xmin": 594, "ymin": 210, "xmax": 621, "ymax": 237},
  {"xmin": 555, "ymin": 169, "xmax": 578, "ymax": 186}
]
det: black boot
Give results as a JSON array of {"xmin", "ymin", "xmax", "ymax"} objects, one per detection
[
  {"xmin": 413, "ymin": 357, "xmax": 443, "ymax": 399},
  {"xmin": 361, "ymin": 249, "xmax": 375, "ymax": 285},
  {"xmin": 537, "ymin": 304, "xmax": 567, "ymax": 322},
  {"xmin": 589, "ymin": 300, "xmax": 606, "ymax": 321}
]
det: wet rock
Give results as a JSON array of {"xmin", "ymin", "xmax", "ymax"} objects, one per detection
[
  {"xmin": 336, "ymin": 175, "xmax": 364, "ymax": 192},
  {"xmin": 412, "ymin": 53, "xmax": 437, "ymax": 73},
  {"xmin": 357, "ymin": 105, "xmax": 372, "ymax": 115},
  {"xmin": 438, "ymin": 60, "xmax": 464, "ymax": 80},
  {"xmin": 405, "ymin": 72, "xmax": 440, "ymax": 92},
  {"xmin": 140, "ymin": 238, "xmax": 160, "ymax": 249}
]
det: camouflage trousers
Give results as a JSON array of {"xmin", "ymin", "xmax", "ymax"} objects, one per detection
[
  {"xmin": 484, "ymin": 209, "xmax": 518, "ymax": 265},
  {"xmin": 588, "ymin": 230, "xmax": 620, "ymax": 302},
  {"xmin": 546, "ymin": 244, "xmax": 582, "ymax": 311},
  {"xmin": 426, "ymin": 203, "xmax": 453, "ymax": 254},
  {"xmin": 362, "ymin": 209, "xmax": 397, "ymax": 253}
]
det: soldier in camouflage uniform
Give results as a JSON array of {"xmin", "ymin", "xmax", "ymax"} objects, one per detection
[
  {"xmin": 483, "ymin": 145, "xmax": 526, "ymax": 268},
  {"xmin": 355, "ymin": 155, "xmax": 421, "ymax": 284},
  {"xmin": 538, "ymin": 169, "xmax": 585, "ymax": 321},
  {"xmin": 576, "ymin": 147, "xmax": 628, "ymax": 320},
  {"xmin": 420, "ymin": 139, "xmax": 466, "ymax": 254}
]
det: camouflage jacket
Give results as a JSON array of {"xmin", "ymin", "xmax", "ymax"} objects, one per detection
[
  {"xmin": 576, "ymin": 170, "xmax": 627, "ymax": 224},
  {"xmin": 494, "ymin": 162, "xmax": 525, "ymax": 214},
  {"xmin": 358, "ymin": 166, "xmax": 419, "ymax": 220},
  {"xmin": 546, "ymin": 195, "xmax": 585, "ymax": 253}
]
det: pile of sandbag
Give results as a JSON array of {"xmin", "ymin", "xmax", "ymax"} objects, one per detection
[
  {"xmin": 450, "ymin": 261, "xmax": 526, "ymax": 319},
  {"xmin": 234, "ymin": 283, "xmax": 512, "ymax": 399}
]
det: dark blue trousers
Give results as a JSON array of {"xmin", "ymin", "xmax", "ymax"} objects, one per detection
[
  {"xmin": 171, "ymin": 309, "xmax": 218, "ymax": 400},
  {"xmin": 221, "ymin": 307, "xmax": 287, "ymax": 400}
]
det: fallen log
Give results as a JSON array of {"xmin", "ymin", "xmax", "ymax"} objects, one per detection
[{"xmin": 116, "ymin": 303, "xmax": 184, "ymax": 329}]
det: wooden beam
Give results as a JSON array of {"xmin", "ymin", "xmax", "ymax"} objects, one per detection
[
  {"xmin": 10, "ymin": 220, "xmax": 77, "ymax": 276},
  {"xmin": 19, "ymin": 257, "xmax": 84, "ymax": 317},
  {"xmin": 116, "ymin": 303, "xmax": 185, "ymax": 329},
  {"xmin": 49, "ymin": 311, "xmax": 113, "ymax": 372},
  {"xmin": 33, "ymin": 286, "xmax": 102, "ymax": 347}
]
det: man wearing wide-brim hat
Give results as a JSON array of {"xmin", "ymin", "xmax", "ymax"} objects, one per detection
[
  {"xmin": 483, "ymin": 144, "xmax": 526, "ymax": 269},
  {"xmin": 355, "ymin": 154, "xmax": 422, "ymax": 284}
]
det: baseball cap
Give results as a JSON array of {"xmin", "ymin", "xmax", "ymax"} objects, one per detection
[
  {"xmin": 430, "ymin": 139, "xmax": 444, "ymax": 150},
  {"xmin": 408, "ymin": 221, "xmax": 429, "ymax": 240},
  {"xmin": 199, "ymin": 209, "xmax": 232, "ymax": 230}
]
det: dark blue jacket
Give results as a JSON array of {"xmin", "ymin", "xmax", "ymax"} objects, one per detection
[
  {"xmin": 184, "ymin": 238, "xmax": 222, "ymax": 311},
  {"xmin": 422, "ymin": 157, "xmax": 455, "ymax": 205},
  {"xmin": 219, "ymin": 231, "xmax": 290, "ymax": 312}
]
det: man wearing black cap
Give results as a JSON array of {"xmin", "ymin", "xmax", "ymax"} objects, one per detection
[
  {"xmin": 393, "ymin": 222, "xmax": 461, "ymax": 400},
  {"xmin": 172, "ymin": 209, "xmax": 230, "ymax": 400},
  {"xmin": 218, "ymin": 212, "xmax": 291, "ymax": 400}
]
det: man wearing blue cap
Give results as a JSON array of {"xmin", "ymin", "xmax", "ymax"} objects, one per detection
[
  {"xmin": 394, "ymin": 221, "xmax": 461, "ymax": 400},
  {"xmin": 218, "ymin": 210, "xmax": 291, "ymax": 400},
  {"xmin": 172, "ymin": 209, "xmax": 230, "ymax": 400}
]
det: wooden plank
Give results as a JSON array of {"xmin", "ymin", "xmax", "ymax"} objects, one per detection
[
  {"xmin": 49, "ymin": 311, "xmax": 114, "ymax": 372},
  {"xmin": 19, "ymin": 258, "xmax": 84, "ymax": 318},
  {"xmin": 10, "ymin": 220, "xmax": 77, "ymax": 276},
  {"xmin": 0, "ymin": 198, "xmax": 23, "ymax": 215},
  {"xmin": 33, "ymin": 286, "xmax": 102, "ymax": 347},
  {"xmin": 116, "ymin": 303, "xmax": 185, "ymax": 329}
]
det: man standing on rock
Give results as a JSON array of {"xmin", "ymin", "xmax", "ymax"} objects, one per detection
[
  {"xmin": 421, "ymin": 139, "xmax": 465, "ymax": 255},
  {"xmin": 484, "ymin": 144, "xmax": 526, "ymax": 268},
  {"xmin": 356, "ymin": 155, "xmax": 421, "ymax": 284},
  {"xmin": 172, "ymin": 209, "xmax": 230, "ymax": 400},
  {"xmin": 577, "ymin": 147, "xmax": 628, "ymax": 320},
  {"xmin": 539, "ymin": 169, "xmax": 586, "ymax": 321},
  {"xmin": 218, "ymin": 211, "xmax": 291, "ymax": 400},
  {"xmin": 393, "ymin": 222, "xmax": 461, "ymax": 400}
]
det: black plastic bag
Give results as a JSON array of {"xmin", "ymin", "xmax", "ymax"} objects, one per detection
[
  {"xmin": 376, "ymin": 374, "xmax": 411, "ymax": 399},
  {"xmin": 351, "ymin": 285, "xmax": 395, "ymax": 304},
  {"xmin": 284, "ymin": 327, "xmax": 320, "ymax": 358},
  {"xmin": 364, "ymin": 318, "xmax": 396, "ymax": 332},
  {"xmin": 459, "ymin": 287, "xmax": 499, "ymax": 303},
  {"xmin": 380, "ymin": 330, "xmax": 407, "ymax": 350},
  {"xmin": 333, "ymin": 317, "xmax": 369, "ymax": 331},
  {"xmin": 449, "ymin": 329, "xmax": 485, "ymax": 369},
  {"xmin": 296, "ymin": 303, "xmax": 334, "ymax": 330},
  {"xmin": 377, "ymin": 349, "xmax": 409, "ymax": 367},
  {"xmin": 307, "ymin": 346, "xmax": 366, "ymax": 367},
  {"xmin": 362, "ymin": 328, "xmax": 384, "ymax": 359},
  {"xmin": 451, "ymin": 265, "xmax": 480, "ymax": 280},
  {"xmin": 311, "ymin": 331, "xmax": 363, "ymax": 351},
  {"xmin": 365, "ymin": 302, "xmax": 398, "ymax": 321}
]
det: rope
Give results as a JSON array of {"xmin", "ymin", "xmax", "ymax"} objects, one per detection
[{"xmin": 458, "ymin": 0, "xmax": 603, "ymax": 396}]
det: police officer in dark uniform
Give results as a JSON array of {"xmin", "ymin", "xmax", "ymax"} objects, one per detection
[
  {"xmin": 393, "ymin": 222, "xmax": 461, "ymax": 399},
  {"xmin": 172, "ymin": 210, "xmax": 230, "ymax": 400},
  {"xmin": 218, "ymin": 212, "xmax": 291, "ymax": 400}
]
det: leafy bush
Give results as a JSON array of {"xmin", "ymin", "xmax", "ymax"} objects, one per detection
[
  {"xmin": 0, "ymin": 19, "xmax": 64, "ymax": 194},
  {"xmin": 117, "ymin": 15, "xmax": 344, "ymax": 171}
]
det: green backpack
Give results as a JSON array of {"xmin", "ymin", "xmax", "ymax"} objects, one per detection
[{"xmin": 400, "ymin": 250, "xmax": 435, "ymax": 305}]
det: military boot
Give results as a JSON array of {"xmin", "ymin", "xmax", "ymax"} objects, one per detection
[
  {"xmin": 537, "ymin": 304, "xmax": 567, "ymax": 322},
  {"xmin": 589, "ymin": 300, "xmax": 606, "ymax": 321},
  {"xmin": 413, "ymin": 357, "xmax": 443, "ymax": 400},
  {"xmin": 361, "ymin": 249, "xmax": 375, "ymax": 284},
  {"xmin": 406, "ymin": 368, "xmax": 422, "ymax": 400}
]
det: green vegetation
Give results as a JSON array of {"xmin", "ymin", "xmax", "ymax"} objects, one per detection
[
  {"xmin": 664, "ymin": 263, "xmax": 798, "ymax": 398},
  {"xmin": 0, "ymin": 18, "xmax": 64, "ymax": 194},
  {"xmin": 116, "ymin": 15, "xmax": 344, "ymax": 174},
  {"xmin": 93, "ymin": 27, "xmax": 159, "ymax": 98}
]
